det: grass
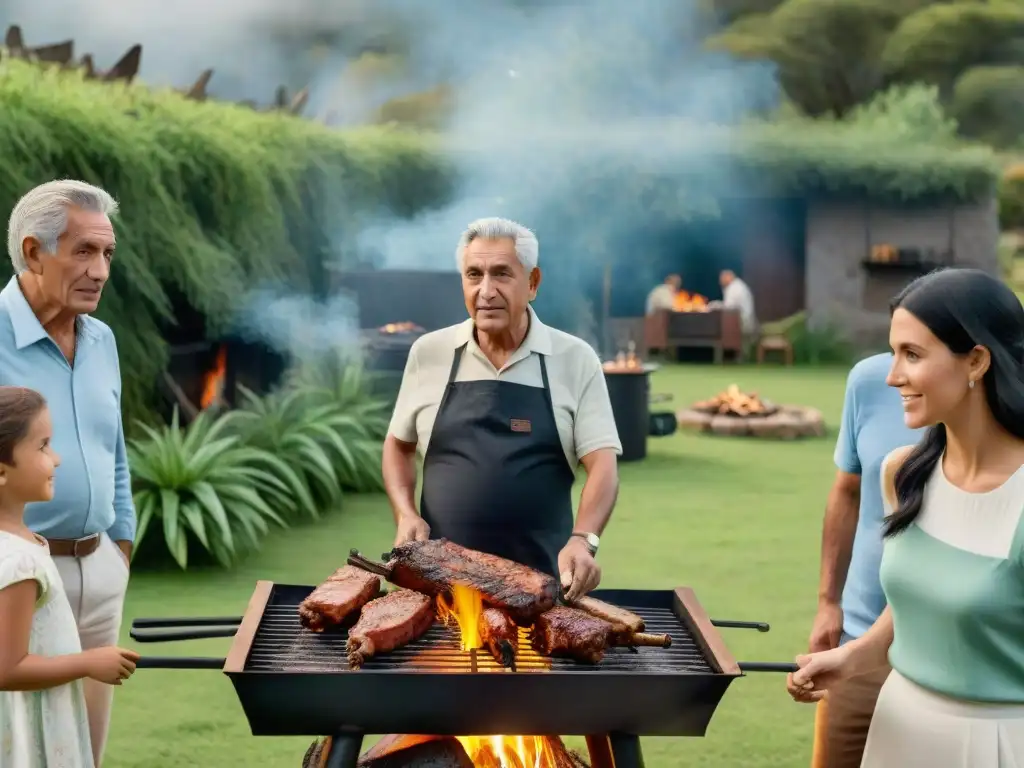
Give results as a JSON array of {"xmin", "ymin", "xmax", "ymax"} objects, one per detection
[{"xmin": 106, "ymin": 363, "xmax": 853, "ymax": 768}]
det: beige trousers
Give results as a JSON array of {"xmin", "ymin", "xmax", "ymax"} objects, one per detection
[{"xmin": 52, "ymin": 533, "xmax": 130, "ymax": 768}]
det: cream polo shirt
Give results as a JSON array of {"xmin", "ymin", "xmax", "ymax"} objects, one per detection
[{"xmin": 388, "ymin": 306, "xmax": 622, "ymax": 470}]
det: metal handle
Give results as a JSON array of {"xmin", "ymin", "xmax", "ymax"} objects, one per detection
[
  {"xmin": 137, "ymin": 656, "xmax": 226, "ymax": 670},
  {"xmin": 738, "ymin": 662, "xmax": 799, "ymax": 673},
  {"xmin": 711, "ymin": 619, "xmax": 770, "ymax": 633},
  {"xmin": 132, "ymin": 616, "xmax": 242, "ymax": 629},
  {"xmin": 131, "ymin": 627, "xmax": 239, "ymax": 643}
]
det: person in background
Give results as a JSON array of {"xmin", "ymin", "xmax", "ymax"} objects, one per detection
[
  {"xmin": 808, "ymin": 353, "xmax": 921, "ymax": 768},
  {"xmin": 0, "ymin": 180, "xmax": 135, "ymax": 766},
  {"xmin": 0, "ymin": 386, "xmax": 139, "ymax": 768},
  {"xmin": 645, "ymin": 273, "xmax": 681, "ymax": 315},
  {"xmin": 714, "ymin": 269, "xmax": 757, "ymax": 336},
  {"xmin": 788, "ymin": 268, "xmax": 1024, "ymax": 767},
  {"xmin": 382, "ymin": 217, "xmax": 621, "ymax": 599}
]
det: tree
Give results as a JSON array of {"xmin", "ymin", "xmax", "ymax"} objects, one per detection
[
  {"xmin": 949, "ymin": 65, "xmax": 1024, "ymax": 146},
  {"xmin": 881, "ymin": 2, "xmax": 1024, "ymax": 92},
  {"xmin": 707, "ymin": 0, "xmax": 905, "ymax": 117}
]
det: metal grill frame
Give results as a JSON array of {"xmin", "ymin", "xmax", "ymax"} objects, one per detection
[{"xmin": 222, "ymin": 582, "xmax": 742, "ymax": 737}]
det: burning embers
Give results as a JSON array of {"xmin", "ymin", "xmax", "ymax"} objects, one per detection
[
  {"xmin": 200, "ymin": 345, "xmax": 227, "ymax": 410},
  {"xmin": 379, "ymin": 321, "xmax": 425, "ymax": 335},
  {"xmin": 677, "ymin": 384, "xmax": 826, "ymax": 440},
  {"xmin": 691, "ymin": 384, "xmax": 778, "ymax": 418},
  {"xmin": 321, "ymin": 733, "xmax": 590, "ymax": 768},
  {"xmin": 672, "ymin": 290, "xmax": 709, "ymax": 313},
  {"xmin": 601, "ymin": 342, "xmax": 654, "ymax": 375}
]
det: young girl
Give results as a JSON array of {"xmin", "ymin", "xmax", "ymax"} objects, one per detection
[{"xmin": 0, "ymin": 386, "xmax": 139, "ymax": 768}]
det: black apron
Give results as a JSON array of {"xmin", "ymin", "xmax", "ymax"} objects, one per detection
[{"xmin": 419, "ymin": 342, "xmax": 576, "ymax": 578}]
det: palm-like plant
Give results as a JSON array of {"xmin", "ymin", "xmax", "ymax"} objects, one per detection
[
  {"xmin": 128, "ymin": 408, "xmax": 291, "ymax": 569},
  {"xmin": 286, "ymin": 354, "xmax": 390, "ymax": 492},
  {"xmin": 225, "ymin": 386, "xmax": 349, "ymax": 514}
]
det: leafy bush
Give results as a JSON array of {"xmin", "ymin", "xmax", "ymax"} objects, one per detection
[
  {"xmin": 999, "ymin": 163, "xmax": 1024, "ymax": 231},
  {"xmin": 845, "ymin": 84, "xmax": 958, "ymax": 143},
  {"xmin": 128, "ymin": 409, "xmax": 289, "ymax": 569},
  {"xmin": 0, "ymin": 57, "xmax": 455, "ymax": 428},
  {"xmin": 128, "ymin": 358, "xmax": 391, "ymax": 570},
  {"xmin": 950, "ymin": 66, "xmax": 1024, "ymax": 148}
]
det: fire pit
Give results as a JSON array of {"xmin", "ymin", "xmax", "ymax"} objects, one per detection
[
  {"xmin": 130, "ymin": 577, "xmax": 795, "ymax": 768},
  {"xmin": 602, "ymin": 347, "xmax": 657, "ymax": 462},
  {"xmin": 676, "ymin": 385, "xmax": 825, "ymax": 439}
]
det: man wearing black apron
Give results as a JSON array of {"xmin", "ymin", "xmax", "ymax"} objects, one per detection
[{"xmin": 381, "ymin": 217, "xmax": 622, "ymax": 600}]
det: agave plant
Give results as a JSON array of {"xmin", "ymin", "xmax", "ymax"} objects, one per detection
[
  {"xmin": 128, "ymin": 408, "xmax": 291, "ymax": 569},
  {"xmin": 225, "ymin": 385, "xmax": 349, "ymax": 514},
  {"xmin": 286, "ymin": 355, "xmax": 390, "ymax": 492}
]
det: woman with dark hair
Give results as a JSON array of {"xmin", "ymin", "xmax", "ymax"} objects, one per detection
[{"xmin": 785, "ymin": 268, "xmax": 1024, "ymax": 766}]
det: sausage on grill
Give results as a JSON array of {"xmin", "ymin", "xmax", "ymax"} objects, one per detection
[{"xmin": 480, "ymin": 607, "xmax": 518, "ymax": 669}]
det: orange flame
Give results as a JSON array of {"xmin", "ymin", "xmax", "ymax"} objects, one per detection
[
  {"xmin": 200, "ymin": 345, "xmax": 227, "ymax": 410},
  {"xmin": 455, "ymin": 735, "xmax": 560, "ymax": 768},
  {"xmin": 436, "ymin": 584, "xmax": 484, "ymax": 651},
  {"xmin": 673, "ymin": 290, "xmax": 709, "ymax": 312}
]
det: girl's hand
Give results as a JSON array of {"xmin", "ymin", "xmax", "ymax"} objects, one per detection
[
  {"xmin": 786, "ymin": 646, "xmax": 852, "ymax": 703},
  {"xmin": 82, "ymin": 646, "xmax": 140, "ymax": 685}
]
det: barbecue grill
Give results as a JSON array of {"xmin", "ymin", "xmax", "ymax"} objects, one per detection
[{"xmin": 132, "ymin": 579, "xmax": 797, "ymax": 768}]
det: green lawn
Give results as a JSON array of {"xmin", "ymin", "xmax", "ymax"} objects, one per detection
[{"xmin": 106, "ymin": 363, "xmax": 852, "ymax": 768}]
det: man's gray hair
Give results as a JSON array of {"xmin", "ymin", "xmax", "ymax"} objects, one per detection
[
  {"xmin": 455, "ymin": 217, "xmax": 539, "ymax": 271},
  {"xmin": 7, "ymin": 179, "xmax": 119, "ymax": 273}
]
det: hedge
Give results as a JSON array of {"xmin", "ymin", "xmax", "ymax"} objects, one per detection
[
  {"xmin": 0, "ymin": 59, "xmax": 455, "ymax": 427},
  {"xmin": 0, "ymin": 57, "xmax": 1001, "ymax": 425}
]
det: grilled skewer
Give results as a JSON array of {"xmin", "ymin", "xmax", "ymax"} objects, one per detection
[{"xmin": 480, "ymin": 607, "xmax": 518, "ymax": 670}]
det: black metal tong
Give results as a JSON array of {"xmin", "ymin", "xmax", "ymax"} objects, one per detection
[{"xmin": 129, "ymin": 616, "xmax": 239, "ymax": 669}]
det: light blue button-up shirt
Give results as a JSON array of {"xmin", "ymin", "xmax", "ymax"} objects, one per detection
[{"xmin": 0, "ymin": 276, "xmax": 135, "ymax": 542}]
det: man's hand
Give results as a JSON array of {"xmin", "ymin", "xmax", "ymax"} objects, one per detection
[
  {"xmin": 809, "ymin": 600, "xmax": 844, "ymax": 653},
  {"xmin": 393, "ymin": 514, "xmax": 430, "ymax": 547},
  {"xmin": 557, "ymin": 538, "xmax": 601, "ymax": 602},
  {"xmin": 115, "ymin": 540, "xmax": 132, "ymax": 571}
]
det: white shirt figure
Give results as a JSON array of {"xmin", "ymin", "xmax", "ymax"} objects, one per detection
[{"xmin": 719, "ymin": 271, "xmax": 757, "ymax": 334}]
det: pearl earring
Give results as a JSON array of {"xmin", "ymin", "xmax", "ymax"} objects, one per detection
[{"xmin": 969, "ymin": 379, "xmax": 975, "ymax": 389}]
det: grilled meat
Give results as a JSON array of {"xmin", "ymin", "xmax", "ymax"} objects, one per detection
[
  {"xmin": 349, "ymin": 540, "xmax": 558, "ymax": 625},
  {"xmin": 480, "ymin": 607, "xmax": 518, "ymax": 669},
  {"xmin": 529, "ymin": 606, "xmax": 613, "ymax": 663},
  {"xmin": 529, "ymin": 606, "xmax": 673, "ymax": 664},
  {"xmin": 569, "ymin": 595, "xmax": 645, "ymax": 636},
  {"xmin": 299, "ymin": 565, "xmax": 381, "ymax": 632},
  {"xmin": 346, "ymin": 589, "xmax": 434, "ymax": 669}
]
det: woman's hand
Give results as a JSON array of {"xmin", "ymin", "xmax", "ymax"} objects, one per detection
[{"xmin": 786, "ymin": 646, "xmax": 852, "ymax": 703}]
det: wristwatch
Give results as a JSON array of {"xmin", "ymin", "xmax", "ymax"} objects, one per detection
[{"xmin": 571, "ymin": 532, "xmax": 600, "ymax": 555}]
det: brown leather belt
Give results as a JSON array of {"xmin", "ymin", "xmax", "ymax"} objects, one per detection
[{"xmin": 47, "ymin": 534, "xmax": 101, "ymax": 558}]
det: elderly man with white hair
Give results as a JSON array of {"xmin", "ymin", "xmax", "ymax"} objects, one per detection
[
  {"xmin": 382, "ymin": 217, "xmax": 622, "ymax": 600},
  {"xmin": 0, "ymin": 179, "xmax": 134, "ymax": 766}
]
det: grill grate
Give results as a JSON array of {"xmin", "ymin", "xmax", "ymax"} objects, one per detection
[{"xmin": 245, "ymin": 600, "xmax": 714, "ymax": 674}]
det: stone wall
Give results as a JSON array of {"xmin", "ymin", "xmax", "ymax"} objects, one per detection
[{"xmin": 804, "ymin": 197, "xmax": 1000, "ymax": 344}]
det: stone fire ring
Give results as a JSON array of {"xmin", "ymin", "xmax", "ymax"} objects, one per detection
[{"xmin": 676, "ymin": 404, "xmax": 826, "ymax": 440}]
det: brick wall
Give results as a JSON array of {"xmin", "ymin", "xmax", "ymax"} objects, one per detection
[{"xmin": 805, "ymin": 197, "xmax": 999, "ymax": 344}]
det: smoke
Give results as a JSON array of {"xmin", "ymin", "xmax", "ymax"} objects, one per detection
[{"xmin": 0, "ymin": 0, "xmax": 778, "ymax": 349}]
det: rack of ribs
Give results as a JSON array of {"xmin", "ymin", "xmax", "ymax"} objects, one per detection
[
  {"xmin": 298, "ymin": 565, "xmax": 382, "ymax": 632},
  {"xmin": 479, "ymin": 607, "xmax": 518, "ymax": 669},
  {"xmin": 529, "ymin": 606, "xmax": 673, "ymax": 664},
  {"xmin": 348, "ymin": 540, "xmax": 558, "ymax": 625},
  {"xmin": 346, "ymin": 589, "xmax": 435, "ymax": 669}
]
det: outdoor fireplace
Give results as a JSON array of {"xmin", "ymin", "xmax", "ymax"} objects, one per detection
[
  {"xmin": 676, "ymin": 385, "xmax": 825, "ymax": 439},
  {"xmin": 602, "ymin": 346, "xmax": 657, "ymax": 463},
  {"xmin": 162, "ymin": 337, "xmax": 287, "ymax": 420}
]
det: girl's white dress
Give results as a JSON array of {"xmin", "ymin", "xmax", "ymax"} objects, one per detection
[{"xmin": 0, "ymin": 531, "xmax": 92, "ymax": 768}]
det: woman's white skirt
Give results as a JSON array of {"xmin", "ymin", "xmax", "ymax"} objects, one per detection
[{"xmin": 861, "ymin": 670, "xmax": 1024, "ymax": 767}]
